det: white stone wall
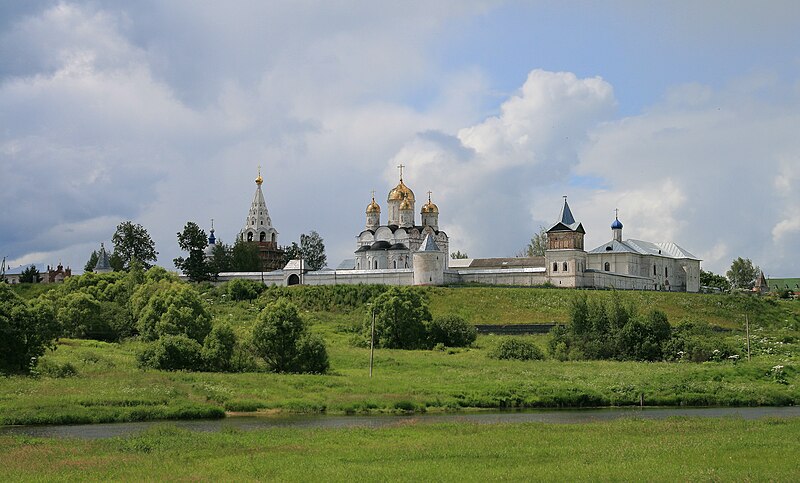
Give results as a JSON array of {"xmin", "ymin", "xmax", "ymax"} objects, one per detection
[
  {"xmin": 456, "ymin": 268, "xmax": 548, "ymax": 286},
  {"xmin": 413, "ymin": 251, "xmax": 444, "ymax": 285}
]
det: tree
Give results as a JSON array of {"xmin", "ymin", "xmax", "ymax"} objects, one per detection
[
  {"xmin": 112, "ymin": 221, "xmax": 158, "ymax": 270},
  {"xmin": 231, "ymin": 239, "xmax": 261, "ymax": 271},
  {"xmin": 726, "ymin": 257, "xmax": 759, "ymax": 290},
  {"xmin": 518, "ymin": 226, "xmax": 547, "ymax": 257},
  {"xmin": 0, "ymin": 284, "xmax": 60, "ymax": 374},
  {"xmin": 364, "ymin": 287, "xmax": 431, "ymax": 349},
  {"xmin": 84, "ymin": 251, "xmax": 98, "ymax": 273},
  {"xmin": 208, "ymin": 242, "xmax": 232, "ymax": 276},
  {"xmin": 301, "ymin": 231, "xmax": 327, "ymax": 270},
  {"xmin": 202, "ymin": 323, "xmax": 237, "ymax": 372},
  {"xmin": 252, "ymin": 299, "xmax": 329, "ymax": 373},
  {"xmin": 450, "ymin": 250, "xmax": 469, "ymax": 259},
  {"xmin": 700, "ymin": 269, "xmax": 731, "ymax": 291},
  {"xmin": 19, "ymin": 265, "xmax": 41, "ymax": 283},
  {"xmin": 137, "ymin": 282, "xmax": 212, "ymax": 343},
  {"xmin": 173, "ymin": 221, "xmax": 212, "ymax": 282},
  {"xmin": 282, "ymin": 232, "xmax": 327, "ymax": 270},
  {"xmin": 427, "ymin": 315, "xmax": 477, "ymax": 347}
]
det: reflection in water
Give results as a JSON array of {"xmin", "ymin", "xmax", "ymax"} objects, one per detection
[{"xmin": 2, "ymin": 406, "xmax": 799, "ymax": 440}]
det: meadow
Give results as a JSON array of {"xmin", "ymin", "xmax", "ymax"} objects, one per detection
[
  {"xmin": 2, "ymin": 286, "xmax": 798, "ymax": 426},
  {"xmin": 1, "ymin": 417, "xmax": 799, "ymax": 480}
]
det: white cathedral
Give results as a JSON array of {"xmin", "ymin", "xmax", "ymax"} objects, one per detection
[{"xmin": 213, "ymin": 167, "xmax": 700, "ymax": 292}]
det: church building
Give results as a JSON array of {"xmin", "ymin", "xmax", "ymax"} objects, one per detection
[{"xmin": 238, "ymin": 168, "xmax": 284, "ymax": 271}]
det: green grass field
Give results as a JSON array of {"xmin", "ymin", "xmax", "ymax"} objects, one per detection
[
  {"xmin": 2, "ymin": 286, "xmax": 798, "ymax": 426},
  {"xmin": 2, "ymin": 417, "xmax": 799, "ymax": 480}
]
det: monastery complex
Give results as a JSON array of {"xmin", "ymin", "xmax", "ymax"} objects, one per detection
[{"xmin": 213, "ymin": 167, "xmax": 701, "ymax": 292}]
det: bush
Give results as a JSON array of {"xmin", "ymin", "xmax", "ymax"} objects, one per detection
[
  {"xmin": 202, "ymin": 323, "xmax": 237, "ymax": 372},
  {"xmin": 0, "ymin": 285, "xmax": 60, "ymax": 374},
  {"xmin": 490, "ymin": 338, "xmax": 545, "ymax": 361},
  {"xmin": 32, "ymin": 360, "xmax": 78, "ymax": 378},
  {"xmin": 137, "ymin": 283, "xmax": 212, "ymax": 343},
  {"xmin": 227, "ymin": 279, "xmax": 265, "ymax": 301},
  {"xmin": 363, "ymin": 287, "xmax": 431, "ymax": 349},
  {"xmin": 252, "ymin": 299, "xmax": 329, "ymax": 373},
  {"xmin": 137, "ymin": 335, "xmax": 204, "ymax": 371},
  {"xmin": 664, "ymin": 320, "xmax": 735, "ymax": 362},
  {"xmin": 427, "ymin": 315, "xmax": 477, "ymax": 347}
]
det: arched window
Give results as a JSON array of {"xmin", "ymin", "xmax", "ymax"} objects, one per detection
[
  {"xmin": 393, "ymin": 260, "xmax": 397, "ymax": 269},
  {"xmin": 374, "ymin": 260, "xmax": 378, "ymax": 269},
  {"xmin": 553, "ymin": 262, "xmax": 558, "ymax": 272},
  {"xmin": 247, "ymin": 232, "xmax": 253, "ymax": 242},
  {"xmin": 272, "ymin": 233, "xmax": 276, "ymax": 243},
  {"xmin": 260, "ymin": 232, "xmax": 266, "ymax": 242},
  {"xmin": 654, "ymin": 265, "xmax": 657, "ymax": 276},
  {"xmin": 665, "ymin": 267, "xmax": 668, "ymax": 278},
  {"xmin": 604, "ymin": 262, "xmax": 610, "ymax": 271},
  {"xmin": 563, "ymin": 262, "xmax": 568, "ymax": 272}
]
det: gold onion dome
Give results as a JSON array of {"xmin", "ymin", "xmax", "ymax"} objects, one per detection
[
  {"xmin": 255, "ymin": 166, "xmax": 263, "ymax": 186},
  {"xmin": 366, "ymin": 195, "xmax": 381, "ymax": 213},
  {"xmin": 388, "ymin": 180, "xmax": 415, "ymax": 202},
  {"xmin": 400, "ymin": 198, "xmax": 412, "ymax": 210},
  {"xmin": 421, "ymin": 195, "xmax": 439, "ymax": 214}
]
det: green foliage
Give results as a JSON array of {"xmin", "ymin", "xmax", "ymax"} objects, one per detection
[
  {"xmin": 364, "ymin": 287, "xmax": 431, "ymax": 349},
  {"xmin": 518, "ymin": 225, "xmax": 547, "ymax": 257},
  {"xmin": 31, "ymin": 359, "xmax": 78, "ymax": 378},
  {"xmin": 663, "ymin": 320, "xmax": 734, "ymax": 362},
  {"xmin": 201, "ymin": 323, "xmax": 237, "ymax": 372},
  {"xmin": 700, "ymin": 269, "xmax": 731, "ymax": 291},
  {"xmin": 282, "ymin": 231, "xmax": 327, "ymax": 270},
  {"xmin": 208, "ymin": 242, "xmax": 233, "ymax": 275},
  {"xmin": 427, "ymin": 315, "xmax": 477, "ymax": 347},
  {"xmin": 227, "ymin": 279, "xmax": 265, "ymax": 301},
  {"xmin": 450, "ymin": 250, "xmax": 469, "ymax": 259},
  {"xmin": 231, "ymin": 239, "xmax": 261, "ymax": 271},
  {"xmin": 112, "ymin": 221, "xmax": 158, "ymax": 270},
  {"xmin": 551, "ymin": 294, "xmax": 674, "ymax": 362},
  {"xmin": 0, "ymin": 284, "xmax": 60, "ymax": 374},
  {"xmin": 137, "ymin": 335, "xmax": 204, "ymax": 371},
  {"xmin": 727, "ymin": 257, "xmax": 759, "ymax": 290},
  {"xmin": 173, "ymin": 221, "xmax": 212, "ymax": 282},
  {"xmin": 19, "ymin": 265, "xmax": 41, "ymax": 283},
  {"xmin": 260, "ymin": 284, "xmax": 389, "ymax": 312},
  {"xmin": 57, "ymin": 291, "xmax": 109, "ymax": 340},
  {"xmin": 137, "ymin": 283, "xmax": 212, "ymax": 343},
  {"xmin": 490, "ymin": 338, "xmax": 544, "ymax": 361},
  {"xmin": 84, "ymin": 250, "xmax": 99, "ymax": 273},
  {"xmin": 252, "ymin": 299, "xmax": 329, "ymax": 373}
]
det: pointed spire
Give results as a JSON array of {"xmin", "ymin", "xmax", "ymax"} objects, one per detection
[
  {"xmin": 208, "ymin": 218, "xmax": 216, "ymax": 245},
  {"xmin": 419, "ymin": 233, "xmax": 440, "ymax": 252},
  {"xmin": 559, "ymin": 196, "xmax": 575, "ymax": 225}
]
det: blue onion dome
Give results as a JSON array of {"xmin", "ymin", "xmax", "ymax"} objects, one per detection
[{"xmin": 611, "ymin": 218, "xmax": 623, "ymax": 229}]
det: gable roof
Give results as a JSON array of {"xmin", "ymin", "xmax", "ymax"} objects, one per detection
[{"xmin": 588, "ymin": 239, "xmax": 700, "ymax": 260}]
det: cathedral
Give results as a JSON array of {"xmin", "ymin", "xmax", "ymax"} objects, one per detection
[
  {"xmin": 354, "ymin": 165, "xmax": 449, "ymax": 271},
  {"xmin": 212, "ymin": 167, "xmax": 700, "ymax": 292}
]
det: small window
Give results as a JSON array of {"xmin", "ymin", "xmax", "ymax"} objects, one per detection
[
  {"xmin": 563, "ymin": 262, "xmax": 568, "ymax": 272},
  {"xmin": 393, "ymin": 260, "xmax": 397, "ymax": 269},
  {"xmin": 604, "ymin": 262, "xmax": 610, "ymax": 271},
  {"xmin": 374, "ymin": 260, "xmax": 378, "ymax": 269},
  {"xmin": 665, "ymin": 267, "xmax": 668, "ymax": 277},
  {"xmin": 553, "ymin": 262, "xmax": 558, "ymax": 272},
  {"xmin": 654, "ymin": 265, "xmax": 657, "ymax": 276}
]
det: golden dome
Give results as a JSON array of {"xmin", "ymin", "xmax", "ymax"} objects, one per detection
[
  {"xmin": 421, "ymin": 192, "xmax": 439, "ymax": 214},
  {"xmin": 255, "ymin": 166, "xmax": 263, "ymax": 185},
  {"xmin": 366, "ymin": 194, "xmax": 381, "ymax": 213},
  {"xmin": 388, "ymin": 180, "xmax": 415, "ymax": 203},
  {"xmin": 400, "ymin": 198, "xmax": 412, "ymax": 210}
]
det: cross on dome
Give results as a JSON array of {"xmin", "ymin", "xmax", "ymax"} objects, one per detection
[{"xmin": 397, "ymin": 164, "xmax": 405, "ymax": 180}]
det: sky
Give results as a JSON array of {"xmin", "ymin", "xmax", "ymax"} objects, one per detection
[{"xmin": 1, "ymin": 0, "xmax": 800, "ymax": 277}]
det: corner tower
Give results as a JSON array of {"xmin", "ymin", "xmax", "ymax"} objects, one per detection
[{"xmin": 545, "ymin": 196, "xmax": 587, "ymax": 287}]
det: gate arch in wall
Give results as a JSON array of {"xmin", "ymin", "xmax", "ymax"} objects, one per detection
[{"xmin": 287, "ymin": 274, "xmax": 300, "ymax": 285}]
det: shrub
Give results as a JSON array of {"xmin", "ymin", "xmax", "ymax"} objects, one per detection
[
  {"xmin": 137, "ymin": 335, "xmax": 204, "ymax": 371},
  {"xmin": 363, "ymin": 287, "xmax": 431, "ymax": 349},
  {"xmin": 57, "ymin": 292, "xmax": 112, "ymax": 340},
  {"xmin": 490, "ymin": 338, "xmax": 545, "ymax": 361},
  {"xmin": 137, "ymin": 283, "xmax": 212, "ymax": 343},
  {"xmin": 427, "ymin": 315, "xmax": 477, "ymax": 347},
  {"xmin": 252, "ymin": 299, "xmax": 329, "ymax": 373},
  {"xmin": 202, "ymin": 323, "xmax": 237, "ymax": 372},
  {"xmin": 227, "ymin": 279, "xmax": 264, "ymax": 301},
  {"xmin": 32, "ymin": 360, "xmax": 78, "ymax": 378},
  {"xmin": 0, "ymin": 285, "xmax": 60, "ymax": 374}
]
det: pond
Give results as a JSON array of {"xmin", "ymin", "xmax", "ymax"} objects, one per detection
[{"xmin": 2, "ymin": 406, "xmax": 799, "ymax": 440}]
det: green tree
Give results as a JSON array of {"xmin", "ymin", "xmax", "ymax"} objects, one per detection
[
  {"xmin": 427, "ymin": 315, "xmax": 477, "ymax": 347},
  {"xmin": 0, "ymin": 284, "xmax": 60, "ymax": 374},
  {"xmin": 202, "ymin": 323, "xmax": 238, "ymax": 372},
  {"xmin": 173, "ymin": 221, "xmax": 212, "ymax": 282},
  {"xmin": 137, "ymin": 335, "xmax": 204, "ymax": 371},
  {"xmin": 450, "ymin": 250, "xmax": 469, "ymax": 259},
  {"xmin": 726, "ymin": 257, "xmax": 759, "ymax": 290},
  {"xmin": 518, "ymin": 225, "xmax": 548, "ymax": 257},
  {"xmin": 84, "ymin": 251, "xmax": 99, "ymax": 273},
  {"xmin": 19, "ymin": 265, "xmax": 41, "ymax": 283},
  {"xmin": 252, "ymin": 299, "xmax": 329, "ymax": 373},
  {"xmin": 137, "ymin": 282, "xmax": 212, "ymax": 343},
  {"xmin": 282, "ymin": 241, "xmax": 301, "ymax": 264},
  {"xmin": 57, "ymin": 291, "xmax": 109, "ymax": 340},
  {"xmin": 208, "ymin": 242, "xmax": 232, "ymax": 276},
  {"xmin": 231, "ymin": 239, "xmax": 261, "ymax": 271},
  {"xmin": 700, "ymin": 269, "xmax": 731, "ymax": 291},
  {"xmin": 365, "ymin": 287, "xmax": 431, "ymax": 349},
  {"xmin": 301, "ymin": 231, "xmax": 327, "ymax": 270},
  {"xmin": 109, "ymin": 251, "xmax": 125, "ymax": 271},
  {"xmin": 112, "ymin": 221, "xmax": 158, "ymax": 270}
]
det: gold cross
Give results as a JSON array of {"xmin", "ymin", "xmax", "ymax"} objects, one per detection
[
  {"xmin": 397, "ymin": 164, "xmax": 405, "ymax": 180},
  {"xmin": 371, "ymin": 190, "xmax": 376, "ymax": 200},
  {"xmin": 427, "ymin": 190, "xmax": 432, "ymax": 201}
]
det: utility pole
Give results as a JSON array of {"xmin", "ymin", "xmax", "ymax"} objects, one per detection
[
  {"xmin": 369, "ymin": 304, "xmax": 376, "ymax": 378},
  {"xmin": 745, "ymin": 313, "xmax": 751, "ymax": 361}
]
